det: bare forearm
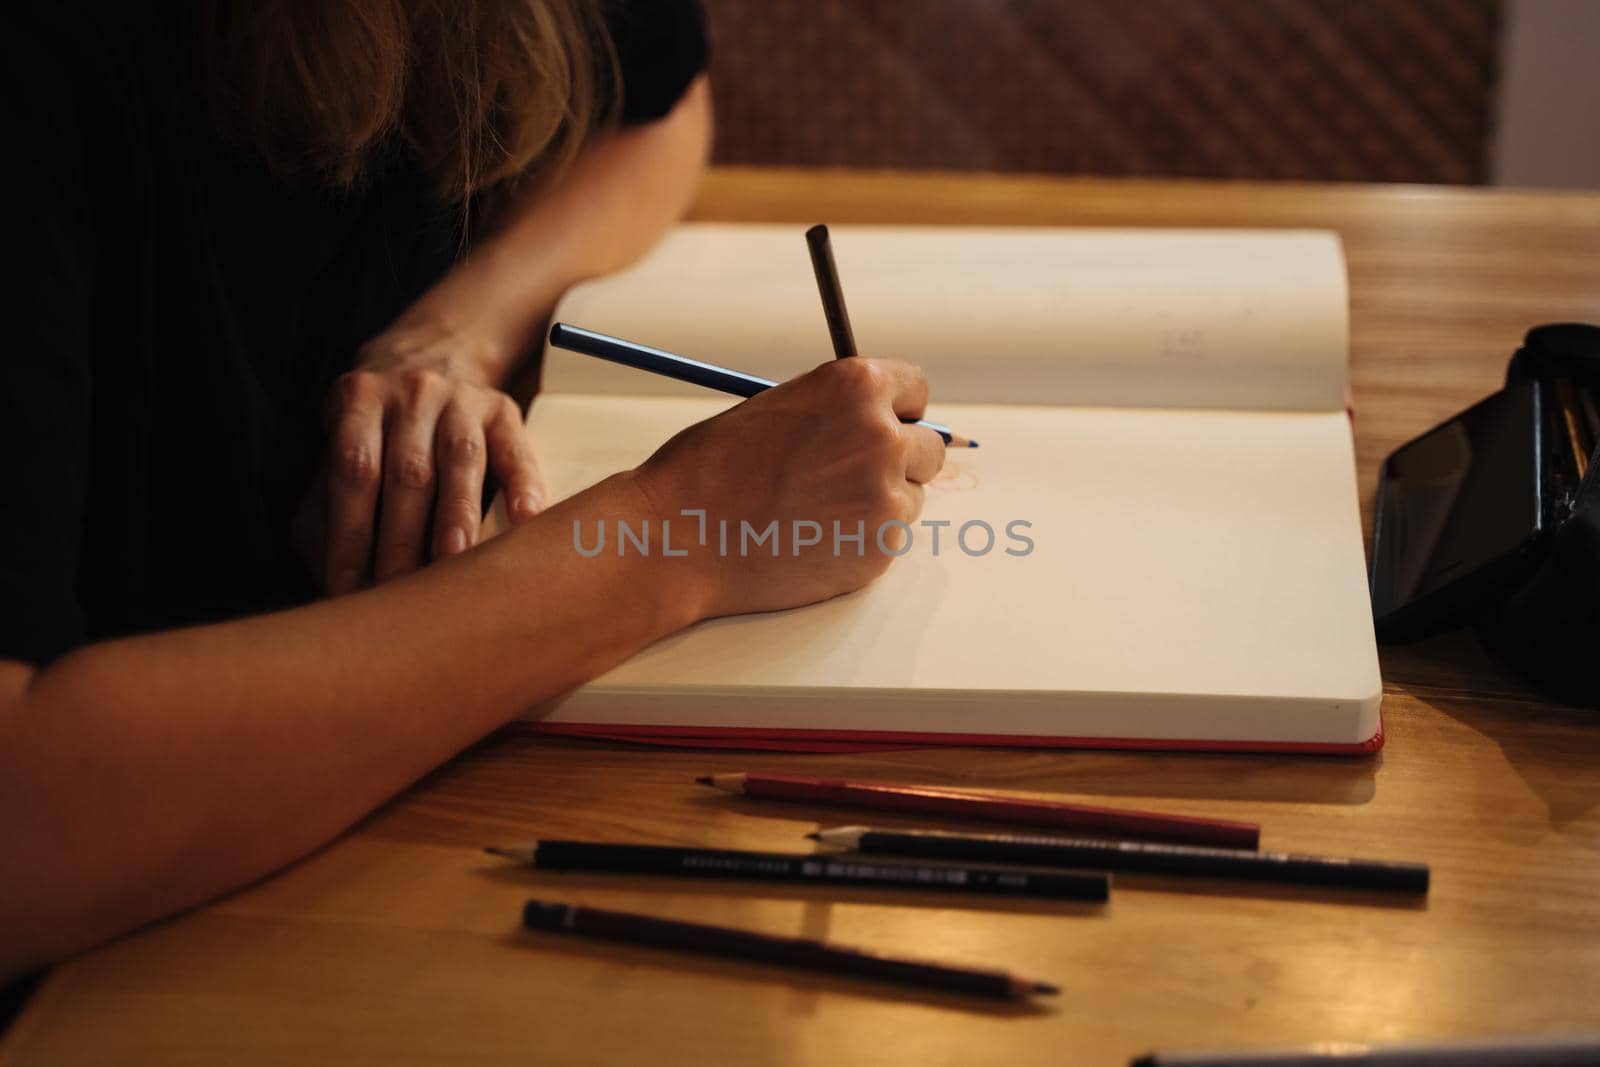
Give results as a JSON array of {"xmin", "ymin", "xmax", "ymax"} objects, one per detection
[
  {"xmin": 0, "ymin": 474, "xmax": 688, "ymax": 977},
  {"xmin": 397, "ymin": 75, "xmax": 715, "ymax": 384}
]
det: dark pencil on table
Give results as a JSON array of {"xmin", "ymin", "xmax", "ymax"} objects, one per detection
[
  {"xmin": 697, "ymin": 772, "xmax": 1261, "ymax": 850},
  {"xmin": 805, "ymin": 224, "xmax": 859, "ymax": 359},
  {"xmin": 549, "ymin": 322, "xmax": 976, "ymax": 448},
  {"xmin": 809, "ymin": 827, "xmax": 1430, "ymax": 894},
  {"xmin": 486, "ymin": 840, "xmax": 1108, "ymax": 901},
  {"xmin": 521, "ymin": 899, "xmax": 1059, "ymax": 1002},
  {"xmin": 1129, "ymin": 1033, "xmax": 1600, "ymax": 1066}
]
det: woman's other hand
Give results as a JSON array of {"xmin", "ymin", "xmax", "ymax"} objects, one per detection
[
  {"xmin": 301, "ymin": 76, "xmax": 713, "ymax": 598},
  {"xmin": 316, "ymin": 322, "xmax": 546, "ymax": 595},
  {"xmin": 629, "ymin": 358, "xmax": 947, "ymax": 619}
]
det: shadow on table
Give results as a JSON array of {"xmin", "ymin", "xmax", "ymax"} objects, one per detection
[
  {"xmin": 1377, "ymin": 628, "xmax": 1537, "ymax": 696},
  {"xmin": 495, "ymin": 928, "xmax": 1056, "ymax": 1016},
  {"xmin": 1421, "ymin": 688, "xmax": 1600, "ymax": 828},
  {"xmin": 693, "ymin": 752, "xmax": 1383, "ymax": 809},
  {"xmin": 480, "ymin": 720, "xmax": 1384, "ymax": 807}
]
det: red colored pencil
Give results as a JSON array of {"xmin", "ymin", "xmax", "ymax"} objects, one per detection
[{"xmin": 697, "ymin": 773, "xmax": 1260, "ymax": 850}]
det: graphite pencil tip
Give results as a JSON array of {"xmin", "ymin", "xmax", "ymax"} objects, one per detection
[
  {"xmin": 803, "ymin": 832, "xmax": 821, "ymax": 841},
  {"xmin": 1033, "ymin": 982, "xmax": 1061, "ymax": 996},
  {"xmin": 485, "ymin": 844, "xmax": 539, "ymax": 864},
  {"xmin": 694, "ymin": 776, "xmax": 713, "ymax": 786}
]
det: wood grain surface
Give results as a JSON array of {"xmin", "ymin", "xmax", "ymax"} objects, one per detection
[{"xmin": 4, "ymin": 168, "xmax": 1598, "ymax": 1066}]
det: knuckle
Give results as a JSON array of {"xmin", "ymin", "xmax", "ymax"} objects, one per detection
[
  {"xmin": 867, "ymin": 484, "xmax": 902, "ymax": 521},
  {"xmin": 384, "ymin": 536, "xmax": 423, "ymax": 557},
  {"xmin": 440, "ymin": 431, "xmax": 481, "ymax": 465},
  {"xmin": 493, "ymin": 434, "xmax": 531, "ymax": 471},
  {"xmin": 398, "ymin": 367, "xmax": 446, "ymax": 405},
  {"xmin": 856, "ymin": 415, "xmax": 902, "ymax": 458},
  {"xmin": 508, "ymin": 486, "xmax": 545, "ymax": 520},
  {"xmin": 389, "ymin": 449, "xmax": 434, "ymax": 489},
  {"xmin": 334, "ymin": 370, "xmax": 381, "ymax": 408},
  {"xmin": 333, "ymin": 443, "xmax": 380, "ymax": 490},
  {"xmin": 378, "ymin": 534, "xmax": 425, "ymax": 562},
  {"xmin": 827, "ymin": 357, "xmax": 880, "ymax": 396},
  {"xmin": 438, "ymin": 492, "xmax": 481, "ymax": 522},
  {"xmin": 328, "ymin": 527, "xmax": 371, "ymax": 560},
  {"xmin": 900, "ymin": 483, "xmax": 926, "ymax": 523}
]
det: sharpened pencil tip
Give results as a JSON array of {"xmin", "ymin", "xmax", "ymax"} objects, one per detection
[
  {"xmin": 804, "ymin": 832, "xmax": 821, "ymax": 841},
  {"xmin": 485, "ymin": 844, "xmax": 539, "ymax": 864},
  {"xmin": 1033, "ymin": 982, "xmax": 1060, "ymax": 996},
  {"xmin": 966, "ymin": 439, "xmax": 979, "ymax": 448},
  {"xmin": 694, "ymin": 776, "xmax": 713, "ymax": 786}
]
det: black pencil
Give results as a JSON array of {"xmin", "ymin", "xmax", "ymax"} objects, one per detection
[
  {"xmin": 1130, "ymin": 1034, "xmax": 1600, "ymax": 1066},
  {"xmin": 809, "ymin": 827, "xmax": 1430, "ymax": 894},
  {"xmin": 486, "ymin": 840, "xmax": 1108, "ymax": 901},
  {"xmin": 549, "ymin": 323, "xmax": 976, "ymax": 447},
  {"xmin": 521, "ymin": 899, "xmax": 1059, "ymax": 1001},
  {"xmin": 805, "ymin": 224, "xmax": 859, "ymax": 359}
]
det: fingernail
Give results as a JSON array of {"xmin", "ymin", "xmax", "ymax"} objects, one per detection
[
  {"xmin": 512, "ymin": 493, "xmax": 542, "ymax": 520},
  {"xmin": 331, "ymin": 568, "xmax": 362, "ymax": 594},
  {"xmin": 440, "ymin": 526, "xmax": 467, "ymax": 556}
]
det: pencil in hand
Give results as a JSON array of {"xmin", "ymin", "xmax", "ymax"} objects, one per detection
[
  {"xmin": 805, "ymin": 223, "xmax": 859, "ymax": 360},
  {"xmin": 801, "ymin": 225, "xmax": 979, "ymax": 448},
  {"xmin": 548, "ymin": 322, "xmax": 977, "ymax": 447},
  {"xmin": 521, "ymin": 898, "xmax": 1059, "ymax": 1002}
]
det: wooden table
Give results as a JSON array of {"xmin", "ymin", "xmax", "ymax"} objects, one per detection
[{"xmin": 5, "ymin": 169, "xmax": 1599, "ymax": 1066}]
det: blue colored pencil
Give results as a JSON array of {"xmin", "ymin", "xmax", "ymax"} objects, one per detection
[{"xmin": 548, "ymin": 323, "xmax": 977, "ymax": 448}]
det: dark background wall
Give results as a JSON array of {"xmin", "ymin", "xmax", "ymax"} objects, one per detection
[{"xmin": 700, "ymin": 0, "xmax": 1505, "ymax": 185}]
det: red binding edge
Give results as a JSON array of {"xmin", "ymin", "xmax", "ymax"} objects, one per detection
[{"xmin": 527, "ymin": 715, "xmax": 1386, "ymax": 756}]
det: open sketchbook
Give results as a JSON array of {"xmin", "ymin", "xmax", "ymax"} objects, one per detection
[{"xmin": 490, "ymin": 224, "xmax": 1382, "ymax": 753}]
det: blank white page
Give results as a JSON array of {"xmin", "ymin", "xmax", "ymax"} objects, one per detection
[
  {"xmin": 542, "ymin": 224, "xmax": 1349, "ymax": 413},
  {"xmin": 520, "ymin": 395, "xmax": 1383, "ymax": 746}
]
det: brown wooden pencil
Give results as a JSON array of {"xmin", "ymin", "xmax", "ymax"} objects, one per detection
[
  {"xmin": 698, "ymin": 772, "xmax": 1261, "ymax": 850},
  {"xmin": 805, "ymin": 223, "xmax": 859, "ymax": 359},
  {"xmin": 800, "ymin": 226, "xmax": 978, "ymax": 447}
]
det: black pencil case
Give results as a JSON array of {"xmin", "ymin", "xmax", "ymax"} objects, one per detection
[
  {"xmin": 1371, "ymin": 323, "xmax": 1600, "ymax": 707},
  {"xmin": 1477, "ymin": 324, "xmax": 1600, "ymax": 706}
]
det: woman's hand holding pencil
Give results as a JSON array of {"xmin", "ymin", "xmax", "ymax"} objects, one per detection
[
  {"xmin": 542, "ymin": 225, "xmax": 975, "ymax": 620},
  {"xmin": 622, "ymin": 356, "xmax": 949, "ymax": 618}
]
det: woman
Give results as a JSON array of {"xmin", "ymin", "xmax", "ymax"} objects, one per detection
[{"xmin": 0, "ymin": 2, "xmax": 944, "ymax": 979}]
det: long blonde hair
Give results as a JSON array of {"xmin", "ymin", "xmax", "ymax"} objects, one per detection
[{"xmin": 204, "ymin": 0, "xmax": 618, "ymax": 203}]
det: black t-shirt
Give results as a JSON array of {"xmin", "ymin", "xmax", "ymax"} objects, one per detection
[{"xmin": 0, "ymin": 3, "xmax": 707, "ymax": 665}]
